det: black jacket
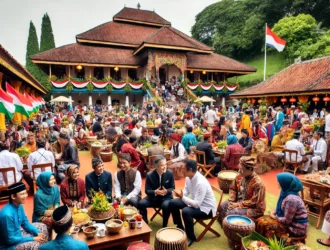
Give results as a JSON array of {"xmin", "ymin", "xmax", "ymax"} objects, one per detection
[
  {"xmin": 145, "ymin": 169, "xmax": 175, "ymax": 202},
  {"xmin": 60, "ymin": 143, "xmax": 80, "ymax": 166},
  {"xmin": 196, "ymin": 141, "xmax": 215, "ymax": 165}
]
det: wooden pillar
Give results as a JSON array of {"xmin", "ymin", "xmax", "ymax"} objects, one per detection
[
  {"xmin": 11, "ymin": 80, "xmax": 22, "ymax": 125},
  {"xmin": 49, "ymin": 64, "xmax": 52, "ymax": 78},
  {"xmin": 0, "ymin": 72, "xmax": 6, "ymax": 132}
]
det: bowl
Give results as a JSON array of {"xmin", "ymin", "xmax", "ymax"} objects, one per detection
[
  {"xmin": 122, "ymin": 206, "xmax": 138, "ymax": 221},
  {"xmin": 105, "ymin": 219, "xmax": 123, "ymax": 234},
  {"xmin": 83, "ymin": 226, "xmax": 98, "ymax": 239}
]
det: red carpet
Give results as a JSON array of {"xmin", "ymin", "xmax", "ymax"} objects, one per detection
[{"xmin": 0, "ymin": 151, "xmax": 282, "ymax": 220}]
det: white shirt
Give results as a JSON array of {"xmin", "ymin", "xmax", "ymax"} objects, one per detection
[
  {"xmin": 0, "ymin": 150, "xmax": 23, "ymax": 185},
  {"xmin": 114, "ymin": 170, "xmax": 142, "ymax": 199},
  {"xmin": 205, "ymin": 109, "xmax": 217, "ymax": 124},
  {"xmin": 320, "ymin": 110, "xmax": 325, "ymax": 118},
  {"xmin": 170, "ymin": 143, "xmax": 186, "ymax": 163},
  {"xmin": 140, "ymin": 120, "xmax": 147, "ymax": 128},
  {"xmin": 27, "ymin": 148, "xmax": 55, "ymax": 178},
  {"xmin": 186, "ymin": 120, "xmax": 194, "ymax": 128},
  {"xmin": 182, "ymin": 172, "xmax": 216, "ymax": 216},
  {"xmin": 132, "ymin": 127, "xmax": 142, "ymax": 138},
  {"xmin": 325, "ymin": 114, "xmax": 330, "ymax": 132},
  {"xmin": 313, "ymin": 138, "xmax": 327, "ymax": 162},
  {"xmin": 284, "ymin": 139, "xmax": 305, "ymax": 162}
]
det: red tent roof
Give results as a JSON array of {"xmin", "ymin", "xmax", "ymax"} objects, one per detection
[
  {"xmin": 231, "ymin": 56, "xmax": 330, "ymax": 97},
  {"xmin": 113, "ymin": 7, "xmax": 171, "ymax": 26}
]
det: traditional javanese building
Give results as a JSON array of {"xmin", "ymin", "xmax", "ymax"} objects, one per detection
[{"xmin": 31, "ymin": 6, "xmax": 255, "ymax": 106}]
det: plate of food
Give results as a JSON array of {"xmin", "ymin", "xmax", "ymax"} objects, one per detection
[{"xmin": 72, "ymin": 212, "xmax": 91, "ymax": 227}]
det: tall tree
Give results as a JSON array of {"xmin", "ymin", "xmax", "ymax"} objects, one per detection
[
  {"xmin": 25, "ymin": 21, "xmax": 41, "ymax": 78},
  {"xmin": 39, "ymin": 13, "xmax": 56, "ymax": 91},
  {"xmin": 40, "ymin": 13, "xmax": 55, "ymax": 52}
]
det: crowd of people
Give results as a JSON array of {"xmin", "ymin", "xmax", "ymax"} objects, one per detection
[{"xmin": 0, "ymin": 100, "xmax": 330, "ymax": 249}]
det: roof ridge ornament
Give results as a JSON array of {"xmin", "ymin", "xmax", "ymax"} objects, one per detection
[{"xmin": 137, "ymin": 3, "xmax": 141, "ymax": 9}]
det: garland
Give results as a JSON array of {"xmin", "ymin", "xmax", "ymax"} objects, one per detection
[
  {"xmin": 186, "ymin": 82, "xmax": 238, "ymax": 92},
  {"xmin": 51, "ymin": 80, "xmax": 144, "ymax": 90}
]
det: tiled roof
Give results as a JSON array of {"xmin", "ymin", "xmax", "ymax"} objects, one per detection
[
  {"xmin": 76, "ymin": 21, "xmax": 159, "ymax": 46},
  {"xmin": 31, "ymin": 43, "xmax": 140, "ymax": 66},
  {"xmin": 231, "ymin": 56, "xmax": 330, "ymax": 97},
  {"xmin": 113, "ymin": 7, "xmax": 171, "ymax": 26},
  {"xmin": 186, "ymin": 53, "xmax": 256, "ymax": 72},
  {"xmin": 138, "ymin": 26, "xmax": 213, "ymax": 52},
  {"xmin": 0, "ymin": 45, "xmax": 47, "ymax": 94}
]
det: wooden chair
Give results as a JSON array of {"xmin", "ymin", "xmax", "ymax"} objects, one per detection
[
  {"xmin": 0, "ymin": 167, "xmax": 17, "ymax": 201},
  {"xmin": 195, "ymin": 150, "xmax": 216, "ymax": 178},
  {"xmin": 282, "ymin": 149, "xmax": 302, "ymax": 175},
  {"xmin": 32, "ymin": 163, "xmax": 55, "ymax": 194},
  {"xmin": 150, "ymin": 205, "xmax": 163, "ymax": 222},
  {"xmin": 194, "ymin": 186, "xmax": 223, "ymax": 242},
  {"xmin": 301, "ymin": 180, "xmax": 330, "ymax": 229}
]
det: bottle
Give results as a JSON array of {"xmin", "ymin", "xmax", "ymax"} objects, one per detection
[
  {"xmin": 135, "ymin": 212, "xmax": 143, "ymax": 229},
  {"xmin": 113, "ymin": 200, "xmax": 118, "ymax": 209}
]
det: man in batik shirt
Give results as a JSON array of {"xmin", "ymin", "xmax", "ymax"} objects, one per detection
[{"xmin": 218, "ymin": 156, "xmax": 266, "ymax": 225}]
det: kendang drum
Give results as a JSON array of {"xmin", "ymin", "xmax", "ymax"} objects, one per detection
[
  {"xmin": 127, "ymin": 242, "xmax": 152, "ymax": 250},
  {"xmin": 223, "ymin": 215, "xmax": 255, "ymax": 250},
  {"xmin": 154, "ymin": 227, "xmax": 188, "ymax": 250},
  {"xmin": 217, "ymin": 170, "xmax": 238, "ymax": 193}
]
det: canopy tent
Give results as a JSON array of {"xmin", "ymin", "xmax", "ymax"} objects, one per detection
[
  {"xmin": 50, "ymin": 96, "xmax": 74, "ymax": 103},
  {"xmin": 195, "ymin": 96, "xmax": 216, "ymax": 102}
]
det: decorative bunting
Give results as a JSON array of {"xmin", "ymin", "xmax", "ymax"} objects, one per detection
[
  {"xmin": 128, "ymin": 82, "xmax": 143, "ymax": 89},
  {"xmin": 70, "ymin": 80, "xmax": 89, "ymax": 88},
  {"xmin": 186, "ymin": 83, "xmax": 199, "ymax": 90},
  {"xmin": 110, "ymin": 81, "xmax": 126, "ymax": 89},
  {"xmin": 51, "ymin": 80, "xmax": 69, "ymax": 88},
  {"xmin": 225, "ymin": 84, "xmax": 238, "ymax": 91},
  {"xmin": 200, "ymin": 84, "xmax": 212, "ymax": 91},
  {"xmin": 92, "ymin": 81, "xmax": 108, "ymax": 89},
  {"xmin": 213, "ymin": 85, "xmax": 225, "ymax": 91},
  {"xmin": 186, "ymin": 82, "xmax": 238, "ymax": 92}
]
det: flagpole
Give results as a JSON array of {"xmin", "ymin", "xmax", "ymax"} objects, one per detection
[{"xmin": 263, "ymin": 23, "xmax": 267, "ymax": 81}]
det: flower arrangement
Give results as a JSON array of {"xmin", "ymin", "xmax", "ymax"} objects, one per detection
[
  {"xmin": 90, "ymin": 190, "xmax": 110, "ymax": 212},
  {"xmin": 15, "ymin": 147, "xmax": 31, "ymax": 158}
]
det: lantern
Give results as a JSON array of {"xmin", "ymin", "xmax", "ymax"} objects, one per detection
[
  {"xmin": 247, "ymin": 99, "xmax": 251, "ymax": 104},
  {"xmin": 323, "ymin": 95, "xmax": 330, "ymax": 105},
  {"xmin": 202, "ymin": 70, "xmax": 206, "ymax": 75},
  {"xmin": 76, "ymin": 65, "xmax": 82, "ymax": 71},
  {"xmin": 190, "ymin": 70, "xmax": 193, "ymax": 74},
  {"xmin": 258, "ymin": 99, "xmax": 262, "ymax": 104},
  {"xmin": 281, "ymin": 97, "xmax": 287, "ymax": 103},
  {"xmin": 114, "ymin": 67, "xmax": 119, "ymax": 72},
  {"xmin": 312, "ymin": 95, "xmax": 320, "ymax": 104},
  {"xmin": 252, "ymin": 98, "xmax": 256, "ymax": 104},
  {"xmin": 289, "ymin": 97, "xmax": 296, "ymax": 103}
]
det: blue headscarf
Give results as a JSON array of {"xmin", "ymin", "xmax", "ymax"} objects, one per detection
[
  {"xmin": 32, "ymin": 172, "xmax": 60, "ymax": 222},
  {"xmin": 227, "ymin": 135, "xmax": 238, "ymax": 145},
  {"xmin": 275, "ymin": 172, "xmax": 303, "ymax": 217}
]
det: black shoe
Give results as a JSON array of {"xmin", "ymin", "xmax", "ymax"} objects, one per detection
[{"xmin": 187, "ymin": 238, "xmax": 195, "ymax": 247}]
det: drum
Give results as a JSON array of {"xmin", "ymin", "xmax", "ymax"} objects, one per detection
[
  {"xmin": 223, "ymin": 215, "xmax": 255, "ymax": 250},
  {"xmin": 217, "ymin": 170, "xmax": 238, "ymax": 193},
  {"xmin": 127, "ymin": 242, "xmax": 152, "ymax": 250},
  {"xmin": 91, "ymin": 144, "xmax": 102, "ymax": 157},
  {"xmin": 154, "ymin": 227, "xmax": 188, "ymax": 250},
  {"xmin": 100, "ymin": 152, "xmax": 113, "ymax": 162}
]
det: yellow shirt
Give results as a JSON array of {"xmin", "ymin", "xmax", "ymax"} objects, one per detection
[{"xmin": 271, "ymin": 135, "xmax": 284, "ymax": 152}]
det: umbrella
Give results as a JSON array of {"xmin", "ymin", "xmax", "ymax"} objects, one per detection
[
  {"xmin": 50, "ymin": 96, "xmax": 74, "ymax": 103},
  {"xmin": 195, "ymin": 96, "xmax": 216, "ymax": 102}
]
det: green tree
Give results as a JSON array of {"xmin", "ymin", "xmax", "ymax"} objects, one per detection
[
  {"xmin": 297, "ymin": 30, "xmax": 330, "ymax": 59},
  {"xmin": 273, "ymin": 14, "xmax": 317, "ymax": 60},
  {"xmin": 25, "ymin": 21, "xmax": 42, "ymax": 79}
]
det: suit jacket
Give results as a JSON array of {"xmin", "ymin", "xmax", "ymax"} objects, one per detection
[
  {"xmin": 147, "ymin": 144, "xmax": 164, "ymax": 156},
  {"xmin": 145, "ymin": 169, "xmax": 175, "ymax": 202},
  {"xmin": 196, "ymin": 141, "xmax": 215, "ymax": 165}
]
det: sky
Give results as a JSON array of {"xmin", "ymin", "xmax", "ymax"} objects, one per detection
[{"xmin": 1, "ymin": 0, "xmax": 219, "ymax": 65}]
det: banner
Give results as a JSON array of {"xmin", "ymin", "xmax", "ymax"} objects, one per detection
[
  {"xmin": 186, "ymin": 83, "xmax": 199, "ymax": 90},
  {"xmin": 213, "ymin": 85, "xmax": 225, "ymax": 91},
  {"xmin": 128, "ymin": 82, "xmax": 143, "ymax": 89},
  {"xmin": 71, "ymin": 80, "xmax": 89, "ymax": 88},
  {"xmin": 110, "ymin": 81, "xmax": 126, "ymax": 89},
  {"xmin": 51, "ymin": 80, "xmax": 69, "ymax": 88},
  {"xmin": 225, "ymin": 84, "xmax": 238, "ymax": 91},
  {"xmin": 200, "ymin": 84, "xmax": 212, "ymax": 91},
  {"xmin": 92, "ymin": 81, "xmax": 108, "ymax": 89},
  {"xmin": 186, "ymin": 82, "xmax": 238, "ymax": 92}
]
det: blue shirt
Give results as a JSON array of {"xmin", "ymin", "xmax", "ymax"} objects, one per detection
[
  {"xmin": 39, "ymin": 234, "xmax": 89, "ymax": 250},
  {"xmin": 0, "ymin": 202, "xmax": 39, "ymax": 250},
  {"xmin": 181, "ymin": 132, "xmax": 197, "ymax": 154},
  {"xmin": 85, "ymin": 170, "xmax": 112, "ymax": 200}
]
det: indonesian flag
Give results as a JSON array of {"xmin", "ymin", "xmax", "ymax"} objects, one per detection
[
  {"xmin": 0, "ymin": 88, "xmax": 15, "ymax": 120},
  {"xmin": 6, "ymin": 82, "xmax": 30, "ymax": 117},
  {"xmin": 25, "ymin": 93, "xmax": 39, "ymax": 113},
  {"xmin": 266, "ymin": 26, "xmax": 286, "ymax": 52}
]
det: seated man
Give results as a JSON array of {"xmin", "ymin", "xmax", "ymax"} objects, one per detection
[
  {"xmin": 218, "ymin": 156, "xmax": 266, "ymax": 224},
  {"xmin": 138, "ymin": 155, "xmax": 175, "ymax": 227},
  {"xmin": 0, "ymin": 182, "xmax": 48, "ymax": 249},
  {"xmin": 137, "ymin": 128, "xmax": 151, "ymax": 146},
  {"xmin": 147, "ymin": 135, "xmax": 164, "ymax": 156},
  {"xmin": 311, "ymin": 131, "xmax": 327, "ymax": 173},
  {"xmin": 114, "ymin": 154, "xmax": 142, "ymax": 208},
  {"xmin": 116, "ymin": 129, "xmax": 131, "ymax": 153},
  {"xmin": 85, "ymin": 157, "xmax": 112, "ymax": 202},
  {"xmin": 39, "ymin": 206, "xmax": 88, "ymax": 250},
  {"xmin": 238, "ymin": 129, "xmax": 253, "ymax": 153},
  {"xmin": 121, "ymin": 136, "xmax": 145, "ymax": 175},
  {"xmin": 181, "ymin": 126, "xmax": 197, "ymax": 154},
  {"xmin": 169, "ymin": 159, "xmax": 216, "ymax": 247},
  {"xmin": 0, "ymin": 140, "xmax": 23, "ymax": 186},
  {"xmin": 195, "ymin": 133, "xmax": 221, "ymax": 175},
  {"xmin": 167, "ymin": 133, "xmax": 187, "ymax": 180}
]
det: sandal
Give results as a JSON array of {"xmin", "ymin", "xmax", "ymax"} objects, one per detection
[{"xmin": 317, "ymin": 239, "xmax": 330, "ymax": 246}]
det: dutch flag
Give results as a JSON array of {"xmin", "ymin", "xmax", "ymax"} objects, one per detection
[{"xmin": 266, "ymin": 26, "xmax": 286, "ymax": 52}]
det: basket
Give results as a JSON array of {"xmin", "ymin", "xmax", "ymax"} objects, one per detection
[
  {"xmin": 100, "ymin": 152, "xmax": 113, "ymax": 162},
  {"xmin": 122, "ymin": 206, "xmax": 138, "ymax": 221},
  {"xmin": 105, "ymin": 219, "xmax": 123, "ymax": 234}
]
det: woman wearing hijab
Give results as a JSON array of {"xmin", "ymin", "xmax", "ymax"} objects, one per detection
[
  {"xmin": 223, "ymin": 135, "xmax": 243, "ymax": 170},
  {"xmin": 256, "ymin": 172, "xmax": 308, "ymax": 238},
  {"xmin": 32, "ymin": 172, "xmax": 60, "ymax": 233},
  {"xmin": 60, "ymin": 165, "xmax": 86, "ymax": 208}
]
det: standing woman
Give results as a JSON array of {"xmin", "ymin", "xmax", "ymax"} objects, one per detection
[
  {"xmin": 60, "ymin": 164, "xmax": 86, "ymax": 208},
  {"xmin": 33, "ymin": 172, "xmax": 60, "ymax": 234}
]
